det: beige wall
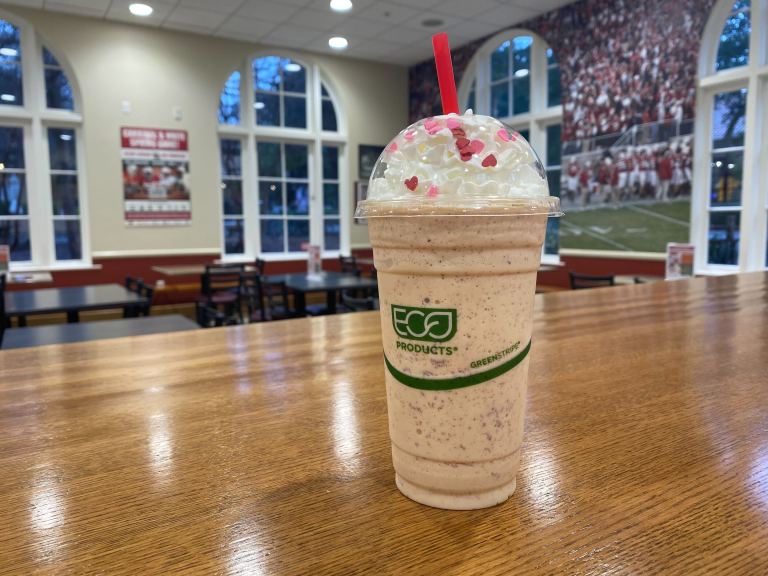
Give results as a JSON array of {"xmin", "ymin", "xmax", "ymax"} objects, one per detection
[{"xmin": 4, "ymin": 6, "xmax": 406, "ymax": 255}]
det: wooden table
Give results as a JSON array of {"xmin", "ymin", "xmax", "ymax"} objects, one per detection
[
  {"xmin": 265, "ymin": 271, "xmax": 378, "ymax": 315},
  {"xmin": 1, "ymin": 314, "xmax": 198, "ymax": 350},
  {"xmin": 0, "ymin": 273, "xmax": 766, "ymax": 574},
  {"xmin": 4, "ymin": 284, "xmax": 147, "ymax": 325},
  {"xmin": 151, "ymin": 264, "xmax": 256, "ymax": 277}
]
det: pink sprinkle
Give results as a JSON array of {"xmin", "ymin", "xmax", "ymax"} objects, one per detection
[
  {"xmin": 387, "ymin": 141, "xmax": 398, "ymax": 152},
  {"xmin": 468, "ymin": 139, "xmax": 485, "ymax": 154},
  {"xmin": 424, "ymin": 118, "xmax": 442, "ymax": 135},
  {"xmin": 404, "ymin": 130, "xmax": 416, "ymax": 141},
  {"xmin": 496, "ymin": 129, "xmax": 511, "ymax": 142},
  {"xmin": 426, "ymin": 184, "xmax": 439, "ymax": 198},
  {"xmin": 446, "ymin": 117, "xmax": 462, "ymax": 130}
]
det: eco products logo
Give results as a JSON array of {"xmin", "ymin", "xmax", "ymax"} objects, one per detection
[{"xmin": 391, "ymin": 305, "xmax": 457, "ymax": 343}]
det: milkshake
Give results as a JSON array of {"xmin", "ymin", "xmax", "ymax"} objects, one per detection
[{"xmin": 356, "ymin": 112, "xmax": 560, "ymax": 509}]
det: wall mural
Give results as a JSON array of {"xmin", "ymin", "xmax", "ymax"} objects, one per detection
[{"xmin": 409, "ymin": 0, "xmax": 719, "ymax": 253}]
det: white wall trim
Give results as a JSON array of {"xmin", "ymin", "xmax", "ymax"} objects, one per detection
[
  {"xmin": 560, "ymin": 249, "xmax": 667, "ymax": 261},
  {"xmin": 92, "ymin": 248, "xmax": 220, "ymax": 258}
]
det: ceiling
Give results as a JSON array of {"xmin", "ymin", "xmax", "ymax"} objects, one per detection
[{"xmin": 1, "ymin": 0, "xmax": 576, "ymax": 65}]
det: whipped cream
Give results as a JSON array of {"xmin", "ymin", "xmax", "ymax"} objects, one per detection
[{"xmin": 365, "ymin": 111, "xmax": 549, "ymax": 204}]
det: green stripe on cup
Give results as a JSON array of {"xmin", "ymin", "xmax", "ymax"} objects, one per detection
[{"xmin": 384, "ymin": 340, "xmax": 532, "ymax": 391}]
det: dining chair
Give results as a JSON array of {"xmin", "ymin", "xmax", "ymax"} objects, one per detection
[
  {"xmin": 339, "ymin": 255, "xmax": 360, "ymax": 276},
  {"xmin": 241, "ymin": 272, "xmax": 268, "ymax": 322},
  {"xmin": 341, "ymin": 290, "xmax": 379, "ymax": 312},
  {"xmin": 136, "ymin": 281, "xmax": 154, "ymax": 316},
  {"xmin": 261, "ymin": 279, "xmax": 302, "ymax": 321},
  {"xmin": 196, "ymin": 302, "xmax": 237, "ymax": 328},
  {"xmin": 568, "ymin": 272, "xmax": 616, "ymax": 290},
  {"xmin": 254, "ymin": 258, "xmax": 266, "ymax": 275},
  {"xmin": 199, "ymin": 270, "xmax": 243, "ymax": 323},
  {"xmin": 125, "ymin": 276, "xmax": 142, "ymax": 293}
]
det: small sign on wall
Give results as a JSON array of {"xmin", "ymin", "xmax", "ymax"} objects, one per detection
[
  {"xmin": 121, "ymin": 127, "xmax": 191, "ymax": 226},
  {"xmin": 666, "ymin": 243, "xmax": 694, "ymax": 280}
]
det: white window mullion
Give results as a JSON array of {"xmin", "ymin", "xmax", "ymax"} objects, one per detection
[{"xmin": 738, "ymin": 75, "xmax": 760, "ymax": 270}]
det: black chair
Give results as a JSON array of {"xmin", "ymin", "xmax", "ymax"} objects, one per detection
[
  {"xmin": 341, "ymin": 290, "xmax": 379, "ymax": 312},
  {"xmin": 241, "ymin": 272, "xmax": 268, "ymax": 322},
  {"xmin": 339, "ymin": 255, "xmax": 360, "ymax": 276},
  {"xmin": 196, "ymin": 302, "xmax": 237, "ymax": 328},
  {"xmin": 568, "ymin": 272, "xmax": 616, "ymax": 290},
  {"xmin": 136, "ymin": 281, "xmax": 154, "ymax": 316},
  {"xmin": 125, "ymin": 275, "xmax": 142, "ymax": 293},
  {"xmin": 261, "ymin": 280, "xmax": 301, "ymax": 321},
  {"xmin": 0, "ymin": 275, "xmax": 6, "ymax": 348},
  {"xmin": 199, "ymin": 269, "xmax": 243, "ymax": 323},
  {"xmin": 254, "ymin": 258, "xmax": 266, "ymax": 275}
]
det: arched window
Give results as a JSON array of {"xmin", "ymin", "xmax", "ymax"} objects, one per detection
[
  {"xmin": 0, "ymin": 11, "xmax": 85, "ymax": 268},
  {"xmin": 217, "ymin": 54, "xmax": 345, "ymax": 259},
  {"xmin": 695, "ymin": 0, "xmax": 766, "ymax": 272},
  {"xmin": 458, "ymin": 31, "xmax": 562, "ymax": 261}
]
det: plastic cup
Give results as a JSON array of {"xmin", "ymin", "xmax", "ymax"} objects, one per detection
[{"xmin": 357, "ymin": 113, "xmax": 561, "ymax": 510}]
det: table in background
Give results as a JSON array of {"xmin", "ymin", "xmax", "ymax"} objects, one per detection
[
  {"xmin": 0, "ymin": 273, "xmax": 766, "ymax": 574},
  {"xmin": 151, "ymin": 264, "xmax": 257, "ymax": 277},
  {"xmin": 265, "ymin": 271, "xmax": 378, "ymax": 315},
  {"xmin": 4, "ymin": 284, "xmax": 147, "ymax": 325},
  {"xmin": 4, "ymin": 272, "xmax": 54, "ymax": 285},
  {"xmin": 1, "ymin": 314, "xmax": 197, "ymax": 350}
]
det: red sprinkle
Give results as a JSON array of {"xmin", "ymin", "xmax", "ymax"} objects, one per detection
[
  {"xmin": 481, "ymin": 154, "xmax": 497, "ymax": 167},
  {"xmin": 455, "ymin": 137, "xmax": 470, "ymax": 150},
  {"xmin": 460, "ymin": 151, "xmax": 473, "ymax": 162},
  {"xmin": 404, "ymin": 176, "xmax": 419, "ymax": 191}
]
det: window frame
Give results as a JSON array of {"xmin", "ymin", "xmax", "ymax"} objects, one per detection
[
  {"xmin": 694, "ymin": 0, "xmax": 767, "ymax": 273},
  {"xmin": 458, "ymin": 29, "xmax": 563, "ymax": 264},
  {"xmin": 217, "ymin": 52, "xmax": 348, "ymax": 262},
  {"xmin": 0, "ymin": 9, "xmax": 88, "ymax": 271}
]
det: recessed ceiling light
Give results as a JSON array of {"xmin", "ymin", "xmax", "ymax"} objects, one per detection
[
  {"xmin": 254, "ymin": 101, "xmax": 266, "ymax": 110},
  {"xmin": 330, "ymin": 0, "xmax": 353, "ymax": 12},
  {"xmin": 328, "ymin": 36, "xmax": 348, "ymax": 50},
  {"xmin": 129, "ymin": 3, "xmax": 153, "ymax": 17},
  {"xmin": 0, "ymin": 48, "xmax": 17, "ymax": 57},
  {"xmin": 284, "ymin": 62, "xmax": 301, "ymax": 72},
  {"xmin": 421, "ymin": 18, "xmax": 444, "ymax": 28},
  {"xmin": 0, "ymin": 94, "xmax": 16, "ymax": 102}
]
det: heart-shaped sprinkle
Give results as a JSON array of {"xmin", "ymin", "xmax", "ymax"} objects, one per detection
[
  {"xmin": 404, "ymin": 176, "xmax": 418, "ymax": 191},
  {"xmin": 387, "ymin": 141, "xmax": 398, "ymax": 152},
  {"xmin": 451, "ymin": 128, "xmax": 466, "ymax": 138},
  {"xmin": 468, "ymin": 139, "xmax": 485, "ymax": 154},
  {"xmin": 446, "ymin": 117, "xmax": 462, "ymax": 130},
  {"xmin": 424, "ymin": 119, "xmax": 440, "ymax": 134},
  {"xmin": 496, "ymin": 129, "xmax": 511, "ymax": 142},
  {"xmin": 481, "ymin": 154, "xmax": 497, "ymax": 167},
  {"xmin": 426, "ymin": 184, "xmax": 439, "ymax": 198},
  {"xmin": 404, "ymin": 130, "xmax": 416, "ymax": 141},
  {"xmin": 455, "ymin": 137, "xmax": 470, "ymax": 150},
  {"xmin": 460, "ymin": 151, "xmax": 473, "ymax": 162}
]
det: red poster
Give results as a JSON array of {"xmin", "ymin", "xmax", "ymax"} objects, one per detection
[{"xmin": 121, "ymin": 127, "xmax": 191, "ymax": 226}]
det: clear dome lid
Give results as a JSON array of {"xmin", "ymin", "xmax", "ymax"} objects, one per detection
[{"xmin": 355, "ymin": 111, "xmax": 562, "ymax": 218}]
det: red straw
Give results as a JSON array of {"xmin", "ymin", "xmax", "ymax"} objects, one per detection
[{"xmin": 432, "ymin": 33, "xmax": 459, "ymax": 115}]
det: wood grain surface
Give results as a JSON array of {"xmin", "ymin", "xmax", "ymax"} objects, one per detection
[{"xmin": 0, "ymin": 272, "xmax": 766, "ymax": 575}]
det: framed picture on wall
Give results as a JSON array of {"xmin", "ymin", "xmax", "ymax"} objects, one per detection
[
  {"xmin": 358, "ymin": 145, "xmax": 384, "ymax": 180},
  {"xmin": 354, "ymin": 181, "xmax": 368, "ymax": 225}
]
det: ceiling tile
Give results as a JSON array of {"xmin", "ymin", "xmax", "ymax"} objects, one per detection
[
  {"xmin": 355, "ymin": 2, "xmax": 420, "ymax": 25},
  {"xmin": 331, "ymin": 17, "xmax": 391, "ymax": 37},
  {"xmin": 389, "ymin": 0, "xmax": 444, "ymax": 8},
  {"xmin": 261, "ymin": 23, "xmax": 323, "ymax": 48},
  {"xmin": 389, "ymin": 43, "xmax": 432, "ymax": 65},
  {"xmin": 507, "ymin": 0, "xmax": 574, "ymax": 12},
  {"xmin": 472, "ymin": 4, "xmax": 540, "ymax": 25},
  {"xmin": 165, "ymin": 6, "xmax": 229, "ymax": 30},
  {"xmin": 43, "ymin": 0, "xmax": 110, "ymax": 18},
  {"xmin": 306, "ymin": 0, "xmax": 377, "ymax": 11},
  {"xmin": 235, "ymin": 0, "xmax": 300, "ymax": 23},
  {"xmin": 288, "ymin": 8, "xmax": 346, "ymax": 31},
  {"xmin": 436, "ymin": 0, "xmax": 504, "ymax": 18},
  {"xmin": 377, "ymin": 25, "xmax": 431, "ymax": 46},
  {"xmin": 163, "ymin": 21, "xmax": 214, "ymax": 35},
  {"xmin": 177, "ymin": 0, "xmax": 244, "ymax": 12},
  {"xmin": 442, "ymin": 19, "xmax": 498, "ymax": 43},
  {"xmin": 217, "ymin": 15, "xmax": 277, "ymax": 39}
]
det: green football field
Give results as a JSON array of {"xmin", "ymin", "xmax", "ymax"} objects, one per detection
[{"xmin": 559, "ymin": 200, "xmax": 691, "ymax": 253}]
